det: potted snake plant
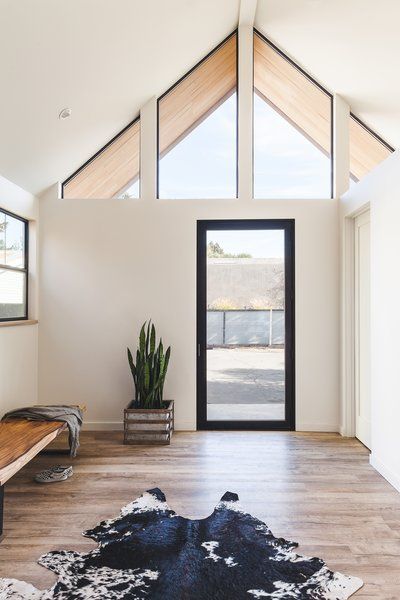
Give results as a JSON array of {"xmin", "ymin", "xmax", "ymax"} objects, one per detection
[{"xmin": 124, "ymin": 321, "xmax": 173, "ymax": 445}]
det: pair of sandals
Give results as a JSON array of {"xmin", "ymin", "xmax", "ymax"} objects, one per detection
[{"xmin": 34, "ymin": 465, "xmax": 73, "ymax": 484}]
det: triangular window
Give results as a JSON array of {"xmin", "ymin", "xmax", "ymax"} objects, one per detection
[
  {"xmin": 63, "ymin": 117, "xmax": 140, "ymax": 199},
  {"xmin": 349, "ymin": 113, "xmax": 394, "ymax": 183},
  {"xmin": 61, "ymin": 29, "xmax": 394, "ymax": 200},
  {"xmin": 253, "ymin": 30, "xmax": 332, "ymax": 199},
  {"xmin": 157, "ymin": 32, "xmax": 237, "ymax": 199}
]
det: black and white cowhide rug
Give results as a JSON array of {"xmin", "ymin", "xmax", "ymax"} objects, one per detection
[{"xmin": 0, "ymin": 488, "xmax": 363, "ymax": 599}]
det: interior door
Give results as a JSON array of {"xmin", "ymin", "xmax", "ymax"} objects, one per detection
[
  {"xmin": 355, "ymin": 210, "xmax": 371, "ymax": 449},
  {"xmin": 197, "ymin": 219, "xmax": 295, "ymax": 430}
]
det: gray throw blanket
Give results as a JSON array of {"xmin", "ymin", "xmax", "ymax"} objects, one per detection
[{"xmin": 2, "ymin": 405, "xmax": 83, "ymax": 457}]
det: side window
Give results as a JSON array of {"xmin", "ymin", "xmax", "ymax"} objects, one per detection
[{"xmin": 0, "ymin": 209, "xmax": 28, "ymax": 321}]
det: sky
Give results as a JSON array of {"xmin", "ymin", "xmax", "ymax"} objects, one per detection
[
  {"xmin": 0, "ymin": 212, "xmax": 25, "ymax": 306},
  {"xmin": 159, "ymin": 94, "xmax": 237, "ymax": 199},
  {"xmin": 158, "ymin": 92, "xmax": 331, "ymax": 199},
  {"xmin": 0, "ymin": 212, "xmax": 24, "ymax": 267},
  {"xmin": 120, "ymin": 89, "xmax": 332, "ymax": 200},
  {"xmin": 253, "ymin": 94, "xmax": 331, "ymax": 199},
  {"xmin": 207, "ymin": 229, "xmax": 284, "ymax": 258},
  {"xmin": 121, "ymin": 177, "xmax": 139, "ymax": 198}
]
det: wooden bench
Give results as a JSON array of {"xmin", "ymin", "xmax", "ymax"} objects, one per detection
[{"xmin": 0, "ymin": 419, "xmax": 67, "ymax": 538}]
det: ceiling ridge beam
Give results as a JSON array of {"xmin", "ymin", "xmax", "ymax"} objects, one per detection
[{"xmin": 239, "ymin": 0, "xmax": 258, "ymax": 26}]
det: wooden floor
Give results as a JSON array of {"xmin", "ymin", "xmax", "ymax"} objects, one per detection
[{"xmin": 0, "ymin": 431, "xmax": 399, "ymax": 598}]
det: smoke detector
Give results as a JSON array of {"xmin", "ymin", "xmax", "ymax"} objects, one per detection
[{"xmin": 59, "ymin": 108, "xmax": 72, "ymax": 120}]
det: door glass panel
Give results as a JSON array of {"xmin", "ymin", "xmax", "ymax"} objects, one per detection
[{"xmin": 206, "ymin": 229, "xmax": 285, "ymax": 421}]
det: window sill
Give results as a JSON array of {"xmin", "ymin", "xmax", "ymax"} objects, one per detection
[{"xmin": 0, "ymin": 319, "xmax": 38, "ymax": 328}]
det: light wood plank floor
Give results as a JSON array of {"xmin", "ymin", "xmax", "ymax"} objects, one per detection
[{"xmin": 0, "ymin": 431, "xmax": 399, "ymax": 598}]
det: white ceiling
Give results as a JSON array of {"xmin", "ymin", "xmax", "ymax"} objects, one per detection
[
  {"xmin": 0, "ymin": 0, "xmax": 240, "ymax": 195},
  {"xmin": 255, "ymin": 0, "xmax": 400, "ymax": 147},
  {"xmin": 0, "ymin": 0, "xmax": 398, "ymax": 195}
]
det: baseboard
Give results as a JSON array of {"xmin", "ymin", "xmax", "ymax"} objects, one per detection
[
  {"xmin": 295, "ymin": 423, "xmax": 340, "ymax": 433},
  {"xmin": 174, "ymin": 421, "xmax": 196, "ymax": 431},
  {"xmin": 339, "ymin": 424, "xmax": 351, "ymax": 437},
  {"xmin": 84, "ymin": 422, "xmax": 342, "ymax": 433},
  {"xmin": 83, "ymin": 421, "xmax": 196, "ymax": 432},
  {"xmin": 83, "ymin": 421, "xmax": 123, "ymax": 431},
  {"xmin": 370, "ymin": 453, "xmax": 400, "ymax": 493}
]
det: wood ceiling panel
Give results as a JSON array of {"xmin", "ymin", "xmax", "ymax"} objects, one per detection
[
  {"xmin": 349, "ymin": 116, "xmax": 392, "ymax": 181},
  {"xmin": 254, "ymin": 32, "xmax": 331, "ymax": 156},
  {"xmin": 63, "ymin": 119, "xmax": 140, "ymax": 199},
  {"xmin": 159, "ymin": 33, "xmax": 237, "ymax": 157}
]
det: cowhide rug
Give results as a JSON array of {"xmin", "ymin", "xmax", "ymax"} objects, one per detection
[{"xmin": 0, "ymin": 488, "xmax": 363, "ymax": 599}]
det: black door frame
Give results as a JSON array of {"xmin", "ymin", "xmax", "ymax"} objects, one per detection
[{"xmin": 197, "ymin": 219, "xmax": 295, "ymax": 431}]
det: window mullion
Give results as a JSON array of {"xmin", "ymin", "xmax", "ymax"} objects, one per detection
[
  {"xmin": 238, "ymin": 24, "xmax": 253, "ymax": 201},
  {"xmin": 0, "ymin": 264, "xmax": 27, "ymax": 273}
]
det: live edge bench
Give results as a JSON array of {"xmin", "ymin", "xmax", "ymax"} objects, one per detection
[{"xmin": 0, "ymin": 419, "xmax": 67, "ymax": 538}]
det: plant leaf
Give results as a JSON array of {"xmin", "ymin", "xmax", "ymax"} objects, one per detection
[
  {"xmin": 127, "ymin": 348, "xmax": 137, "ymax": 379},
  {"xmin": 146, "ymin": 321, "xmax": 151, "ymax": 356},
  {"xmin": 150, "ymin": 324, "xmax": 156, "ymax": 354},
  {"xmin": 164, "ymin": 346, "xmax": 171, "ymax": 372},
  {"xmin": 144, "ymin": 362, "xmax": 150, "ymax": 391},
  {"xmin": 139, "ymin": 322, "xmax": 146, "ymax": 355}
]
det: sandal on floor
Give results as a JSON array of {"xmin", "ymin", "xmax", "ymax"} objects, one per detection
[{"xmin": 34, "ymin": 465, "xmax": 73, "ymax": 483}]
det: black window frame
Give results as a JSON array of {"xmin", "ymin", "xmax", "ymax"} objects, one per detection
[
  {"xmin": 0, "ymin": 207, "xmax": 29, "ymax": 322},
  {"xmin": 197, "ymin": 218, "xmax": 295, "ymax": 431}
]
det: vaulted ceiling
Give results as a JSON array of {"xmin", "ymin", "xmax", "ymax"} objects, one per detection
[
  {"xmin": 255, "ymin": 0, "xmax": 400, "ymax": 152},
  {"xmin": 0, "ymin": 0, "xmax": 398, "ymax": 195}
]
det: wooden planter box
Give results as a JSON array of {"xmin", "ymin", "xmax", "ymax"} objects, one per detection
[{"xmin": 123, "ymin": 401, "xmax": 174, "ymax": 445}]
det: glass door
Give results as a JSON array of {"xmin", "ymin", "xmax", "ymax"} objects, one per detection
[{"xmin": 197, "ymin": 220, "xmax": 295, "ymax": 430}]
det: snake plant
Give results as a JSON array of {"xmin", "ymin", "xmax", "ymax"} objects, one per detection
[{"xmin": 127, "ymin": 321, "xmax": 171, "ymax": 409}]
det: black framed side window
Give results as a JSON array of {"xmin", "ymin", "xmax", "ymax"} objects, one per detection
[{"xmin": 0, "ymin": 208, "xmax": 28, "ymax": 321}]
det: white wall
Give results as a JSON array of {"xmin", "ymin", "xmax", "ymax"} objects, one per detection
[
  {"xmin": 0, "ymin": 324, "xmax": 38, "ymax": 413},
  {"xmin": 37, "ymin": 25, "xmax": 341, "ymax": 432},
  {"xmin": 0, "ymin": 175, "xmax": 38, "ymax": 413},
  {"xmin": 38, "ymin": 188, "xmax": 340, "ymax": 431},
  {"xmin": 341, "ymin": 150, "xmax": 400, "ymax": 491}
]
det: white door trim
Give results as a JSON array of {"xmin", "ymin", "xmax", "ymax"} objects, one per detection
[
  {"xmin": 340, "ymin": 203, "xmax": 370, "ymax": 437},
  {"xmin": 354, "ymin": 210, "xmax": 371, "ymax": 448}
]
